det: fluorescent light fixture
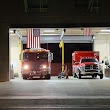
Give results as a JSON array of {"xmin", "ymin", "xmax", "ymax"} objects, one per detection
[
  {"xmin": 98, "ymin": 32, "xmax": 110, "ymax": 34},
  {"xmin": 41, "ymin": 34, "xmax": 59, "ymax": 35},
  {"xmin": 44, "ymin": 29, "xmax": 55, "ymax": 32},
  {"xmin": 44, "ymin": 37, "xmax": 55, "ymax": 40},
  {"xmin": 10, "ymin": 30, "xmax": 13, "ymax": 33},
  {"xmin": 100, "ymin": 30, "xmax": 110, "ymax": 32}
]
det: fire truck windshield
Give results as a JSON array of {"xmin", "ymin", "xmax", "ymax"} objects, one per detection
[
  {"xmin": 23, "ymin": 52, "xmax": 48, "ymax": 60},
  {"xmin": 81, "ymin": 58, "xmax": 98, "ymax": 63}
]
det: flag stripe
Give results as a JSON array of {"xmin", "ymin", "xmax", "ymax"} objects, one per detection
[
  {"xmin": 83, "ymin": 28, "xmax": 92, "ymax": 36},
  {"xmin": 27, "ymin": 28, "xmax": 40, "ymax": 48}
]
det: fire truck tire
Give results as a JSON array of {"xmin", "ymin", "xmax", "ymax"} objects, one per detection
[
  {"xmin": 40, "ymin": 74, "xmax": 43, "ymax": 79},
  {"xmin": 23, "ymin": 77, "xmax": 27, "ymax": 80},
  {"xmin": 45, "ymin": 74, "xmax": 50, "ymax": 79}
]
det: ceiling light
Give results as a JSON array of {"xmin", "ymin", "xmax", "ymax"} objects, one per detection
[
  {"xmin": 42, "ymin": 34, "xmax": 59, "ymax": 35},
  {"xmin": 44, "ymin": 29, "xmax": 55, "ymax": 32},
  {"xmin": 98, "ymin": 32, "xmax": 110, "ymax": 34},
  {"xmin": 9, "ymin": 30, "xmax": 13, "ymax": 33},
  {"xmin": 100, "ymin": 30, "xmax": 110, "ymax": 32}
]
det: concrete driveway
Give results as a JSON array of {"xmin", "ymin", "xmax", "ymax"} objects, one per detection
[
  {"xmin": 0, "ymin": 76, "xmax": 110, "ymax": 109},
  {"xmin": 0, "ymin": 76, "xmax": 110, "ymax": 98}
]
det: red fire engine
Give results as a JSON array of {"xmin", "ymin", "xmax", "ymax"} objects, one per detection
[
  {"xmin": 21, "ymin": 48, "xmax": 53, "ymax": 79},
  {"xmin": 72, "ymin": 51, "xmax": 103, "ymax": 79}
]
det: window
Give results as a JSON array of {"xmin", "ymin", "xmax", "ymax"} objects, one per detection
[
  {"xmin": 81, "ymin": 58, "xmax": 98, "ymax": 63},
  {"xmin": 24, "ymin": 0, "xmax": 48, "ymax": 13}
]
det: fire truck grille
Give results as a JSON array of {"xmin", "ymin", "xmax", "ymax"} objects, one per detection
[
  {"xmin": 30, "ymin": 64, "xmax": 40, "ymax": 70},
  {"xmin": 85, "ymin": 65, "xmax": 98, "ymax": 70}
]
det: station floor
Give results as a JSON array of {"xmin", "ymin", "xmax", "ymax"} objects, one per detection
[
  {"xmin": 0, "ymin": 76, "xmax": 110, "ymax": 109},
  {"xmin": 0, "ymin": 76, "xmax": 110, "ymax": 98}
]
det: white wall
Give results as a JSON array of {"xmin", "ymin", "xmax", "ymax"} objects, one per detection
[
  {"xmin": 94, "ymin": 34, "xmax": 110, "ymax": 73},
  {"xmin": 9, "ymin": 34, "xmax": 22, "ymax": 77},
  {"xmin": 94, "ymin": 34, "xmax": 110, "ymax": 60}
]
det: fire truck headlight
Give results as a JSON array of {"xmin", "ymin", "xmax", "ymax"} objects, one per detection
[
  {"xmin": 42, "ymin": 65, "xmax": 47, "ymax": 69},
  {"xmin": 23, "ymin": 65, "xmax": 29, "ymax": 70}
]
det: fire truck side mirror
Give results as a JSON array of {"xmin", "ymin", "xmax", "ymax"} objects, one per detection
[
  {"xmin": 50, "ymin": 52, "xmax": 53, "ymax": 61},
  {"xmin": 48, "ymin": 52, "xmax": 53, "ymax": 61}
]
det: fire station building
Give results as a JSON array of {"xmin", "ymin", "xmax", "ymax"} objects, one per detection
[{"xmin": 0, "ymin": 0, "xmax": 110, "ymax": 82}]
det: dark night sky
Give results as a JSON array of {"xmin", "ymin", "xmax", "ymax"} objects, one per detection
[{"xmin": 23, "ymin": 43, "xmax": 93, "ymax": 63}]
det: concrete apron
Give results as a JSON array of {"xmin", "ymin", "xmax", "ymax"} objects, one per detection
[
  {"xmin": 0, "ymin": 96, "xmax": 110, "ymax": 109},
  {"xmin": 0, "ymin": 77, "xmax": 110, "ymax": 109}
]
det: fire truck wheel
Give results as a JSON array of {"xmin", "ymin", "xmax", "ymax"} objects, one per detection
[
  {"xmin": 40, "ymin": 74, "xmax": 43, "ymax": 79},
  {"xmin": 100, "ymin": 74, "xmax": 103, "ymax": 79},
  {"xmin": 23, "ymin": 77, "xmax": 27, "ymax": 80},
  {"xmin": 45, "ymin": 74, "xmax": 50, "ymax": 79}
]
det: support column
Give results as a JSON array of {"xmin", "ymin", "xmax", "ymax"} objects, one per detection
[{"xmin": 0, "ymin": 23, "xmax": 9, "ymax": 82}]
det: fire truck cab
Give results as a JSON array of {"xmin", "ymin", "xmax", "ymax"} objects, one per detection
[
  {"xmin": 21, "ymin": 48, "xmax": 53, "ymax": 79},
  {"xmin": 72, "ymin": 51, "xmax": 103, "ymax": 79}
]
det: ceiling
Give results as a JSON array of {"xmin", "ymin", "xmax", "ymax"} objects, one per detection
[
  {"xmin": 9, "ymin": 27, "xmax": 110, "ymax": 44},
  {"xmin": 9, "ymin": 27, "xmax": 110, "ymax": 36}
]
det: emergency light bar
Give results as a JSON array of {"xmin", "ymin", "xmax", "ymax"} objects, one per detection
[{"xmin": 24, "ymin": 48, "xmax": 49, "ymax": 52}]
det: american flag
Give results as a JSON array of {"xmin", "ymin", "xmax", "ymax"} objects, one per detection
[
  {"xmin": 83, "ymin": 28, "xmax": 92, "ymax": 36},
  {"xmin": 27, "ymin": 28, "xmax": 40, "ymax": 48}
]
